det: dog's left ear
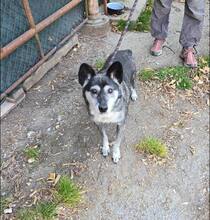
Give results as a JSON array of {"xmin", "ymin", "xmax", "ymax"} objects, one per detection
[
  {"xmin": 78, "ymin": 63, "xmax": 95, "ymax": 86},
  {"xmin": 107, "ymin": 62, "xmax": 123, "ymax": 84}
]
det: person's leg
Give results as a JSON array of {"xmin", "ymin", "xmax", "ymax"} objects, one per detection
[
  {"xmin": 179, "ymin": 0, "xmax": 205, "ymax": 67},
  {"xmin": 151, "ymin": 0, "xmax": 173, "ymax": 39},
  {"xmin": 150, "ymin": 0, "xmax": 173, "ymax": 56}
]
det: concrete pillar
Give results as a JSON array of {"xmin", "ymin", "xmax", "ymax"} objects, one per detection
[{"xmin": 82, "ymin": 0, "xmax": 110, "ymax": 37}]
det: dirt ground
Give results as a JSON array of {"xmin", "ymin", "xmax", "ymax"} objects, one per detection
[{"xmin": 1, "ymin": 2, "xmax": 209, "ymax": 220}]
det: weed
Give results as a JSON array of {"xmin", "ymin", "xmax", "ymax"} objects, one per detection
[
  {"xmin": 16, "ymin": 176, "xmax": 81, "ymax": 218},
  {"xmin": 17, "ymin": 208, "xmax": 38, "ymax": 220},
  {"xmin": 116, "ymin": 0, "xmax": 153, "ymax": 32},
  {"xmin": 157, "ymin": 66, "xmax": 192, "ymax": 89},
  {"xmin": 136, "ymin": 137, "xmax": 168, "ymax": 158},
  {"xmin": 139, "ymin": 68, "xmax": 155, "ymax": 81},
  {"xmin": 139, "ymin": 66, "xmax": 192, "ymax": 89},
  {"xmin": 24, "ymin": 146, "xmax": 40, "ymax": 160},
  {"xmin": 135, "ymin": 0, "xmax": 153, "ymax": 32},
  {"xmin": 95, "ymin": 58, "xmax": 105, "ymax": 71},
  {"xmin": 36, "ymin": 202, "xmax": 57, "ymax": 220},
  {"xmin": 17, "ymin": 202, "xmax": 57, "ymax": 220},
  {"xmin": 55, "ymin": 176, "xmax": 81, "ymax": 207},
  {"xmin": 0, "ymin": 197, "xmax": 12, "ymax": 215},
  {"xmin": 116, "ymin": 20, "xmax": 137, "ymax": 32}
]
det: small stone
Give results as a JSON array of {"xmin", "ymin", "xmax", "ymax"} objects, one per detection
[
  {"xmin": 57, "ymin": 115, "xmax": 62, "ymax": 121},
  {"xmin": 55, "ymin": 125, "xmax": 60, "ymax": 129},
  {"xmin": 4, "ymin": 208, "xmax": 12, "ymax": 214},
  {"xmin": 1, "ymin": 192, "xmax": 6, "ymax": 196},
  {"xmin": 28, "ymin": 158, "xmax": 35, "ymax": 163},
  {"xmin": 27, "ymin": 131, "xmax": 36, "ymax": 139}
]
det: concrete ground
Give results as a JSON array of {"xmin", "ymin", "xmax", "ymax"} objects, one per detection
[{"xmin": 1, "ymin": 1, "xmax": 209, "ymax": 220}]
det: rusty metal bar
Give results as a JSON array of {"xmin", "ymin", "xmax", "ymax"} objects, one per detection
[
  {"xmin": 85, "ymin": 0, "xmax": 89, "ymax": 17},
  {"xmin": 0, "ymin": 0, "xmax": 82, "ymax": 60},
  {"xmin": 21, "ymin": 0, "xmax": 44, "ymax": 58},
  {"xmin": 0, "ymin": 18, "xmax": 88, "ymax": 100}
]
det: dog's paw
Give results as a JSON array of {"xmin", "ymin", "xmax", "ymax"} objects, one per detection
[
  {"xmin": 101, "ymin": 145, "xmax": 110, "ymax": 157},
  {"xmin": 131, "ymin": 89, "xmax": 138, "ymax": 101},
  {"xmin": 112, "ymin": 149, "xmax": 121, "ymax": 163}
]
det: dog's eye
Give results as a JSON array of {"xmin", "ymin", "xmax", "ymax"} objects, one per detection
[
  {"xmin": 91, "ymin": 89, "xmax": 98, "ymax": 95},
  {"xmin": 108, "ymin": 88, "xmax": 113, "ymax": 94}
]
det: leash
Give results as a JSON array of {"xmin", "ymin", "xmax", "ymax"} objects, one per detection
[{"xmin": 108, "ymin": 0, "xmax": 139, "ymax": 65}]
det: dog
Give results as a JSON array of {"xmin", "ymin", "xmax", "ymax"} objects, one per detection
[{"xmin": 78, "ymin": 50, "xmax": 137, "ymax": 163}]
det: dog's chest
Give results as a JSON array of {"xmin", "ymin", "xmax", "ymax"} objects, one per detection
[{"xmin": 91, "ymin": 111, "xmax": 124, "ymax": 123}]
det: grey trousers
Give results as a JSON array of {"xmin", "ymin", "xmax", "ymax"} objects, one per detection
[{"xmin": 151, "ymin": 0, "xmax": 205, "ymax": 48}]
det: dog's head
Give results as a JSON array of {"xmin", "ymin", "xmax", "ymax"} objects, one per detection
[{"xmin": 78, "ymin": 62, "xmax": 123, "ymax": 115}]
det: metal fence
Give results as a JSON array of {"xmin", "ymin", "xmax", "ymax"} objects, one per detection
[{"xmin": 0, "ymin": 0, "xmax": 86, "ymax": 96}]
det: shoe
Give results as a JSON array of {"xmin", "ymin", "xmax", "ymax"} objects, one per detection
[
  {"xmin": 150, "ymin": 39, "xmax": 165, "ymax": 56},
  {"xmin": 180, "ymin": 47, "xmax": 197, "ymax": 68}
]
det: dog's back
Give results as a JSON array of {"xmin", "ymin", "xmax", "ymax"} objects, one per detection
[{"xmin": 103, "ymin": 50, "xmax": 136, "ymax": 88}]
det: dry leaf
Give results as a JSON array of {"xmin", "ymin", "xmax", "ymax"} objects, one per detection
[
  {"xmin": 189, "ymin": 146, "xmax": 196, "ymax": 155},
  {"xmin": 193, "ymin": 75, "xmax": 200, "ymax": 81},
  {"xmin": 47, "ymin": 173, "xmax": 56, "ymax": 182},
  {"xmin": 53, "ymin": 174, "xmax": 61, "ymax": 186},
  {"xmin": 199, "ymin": 66, "xmax": 210, "ymax": 74}
]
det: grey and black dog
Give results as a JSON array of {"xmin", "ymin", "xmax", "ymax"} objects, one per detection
[{"xmin": 78, "ymin": 50, "xmax": 137, "ymax": 163}]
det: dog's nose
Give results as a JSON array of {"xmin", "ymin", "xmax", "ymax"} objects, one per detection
[{"xmin": 99, "ymin": 106, "xmax": 108, "ymax": 113}]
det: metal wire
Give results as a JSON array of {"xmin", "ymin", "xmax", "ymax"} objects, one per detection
[{"xmin": 0, "ymin": 0, "xmax": 85, "ymax": 93}]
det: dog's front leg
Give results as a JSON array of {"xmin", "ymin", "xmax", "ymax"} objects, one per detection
[
  {"xmin": 112, "ymin": 123, "xmax": 125, "ymax": 163},
  {"xmin": 96, "ymin": 124, "xmax": 110, "ymax": 157}
]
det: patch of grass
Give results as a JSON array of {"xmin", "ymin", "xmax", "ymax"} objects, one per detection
[
  {"xmin": 16, "ymin": 176, "xmax": 81, "ymax": 218},
  {"xmin": 157, "ymin": 66, "xmax": 192, "ymax": 89},
  {"xmin": 36, "ymin": 202, "xmax": 57, "ymax": 220},
  {"xmin": 116, "ymin": 19, "xmax": 137, "ymax": 32},
  {"xmin": 55, "ymin": 176, "xmax": 81, "ymax": 207},
  {"xmin": 95, "ymin": 58, "xmax": 105, "ymax": 71},
  {"xmin": 24, "ymin": 146, "xmax": 40, "ymax": 160},
  {"xmin": 135, "ymin": 0, "xmax": 153, "ymax": 32},
  {"xmin": 139, "ymin": 68, "xmax": 156, "ymax": 81},
  {"xmin": 17, "ymin": 202, "xmax": 57, "ymax": 220},
  {"xmin": 17, "ymin": 208, "xmax": 38, "ymax": 220},
  {"xmin": 116, "ymin": 0, "xmax": 153, "ymax": 32},
  {"xmin": 136, "ymin": 137, "xmax": 168, "ymax": 158},
  {"xmin": 139, "ymin": 66, "xmax": 192, "ymax": 89}
]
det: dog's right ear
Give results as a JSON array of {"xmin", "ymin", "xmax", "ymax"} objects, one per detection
[{"xmin": 78, "ymin": 63, "xmax": 95, "ymax": 87}]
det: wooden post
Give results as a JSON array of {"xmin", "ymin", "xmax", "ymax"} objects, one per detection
[{"xmin": 87, "ymin": 0, "xmax": 100, "ymax": 19}]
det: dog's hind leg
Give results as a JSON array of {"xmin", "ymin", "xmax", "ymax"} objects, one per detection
[
  {"xmin": 112, "ymin": 124, "xmax": 125, "ymax": 163},
  {"xmin": 97, "ymin": 124, "xmax": 110, "ymax": 157}
]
